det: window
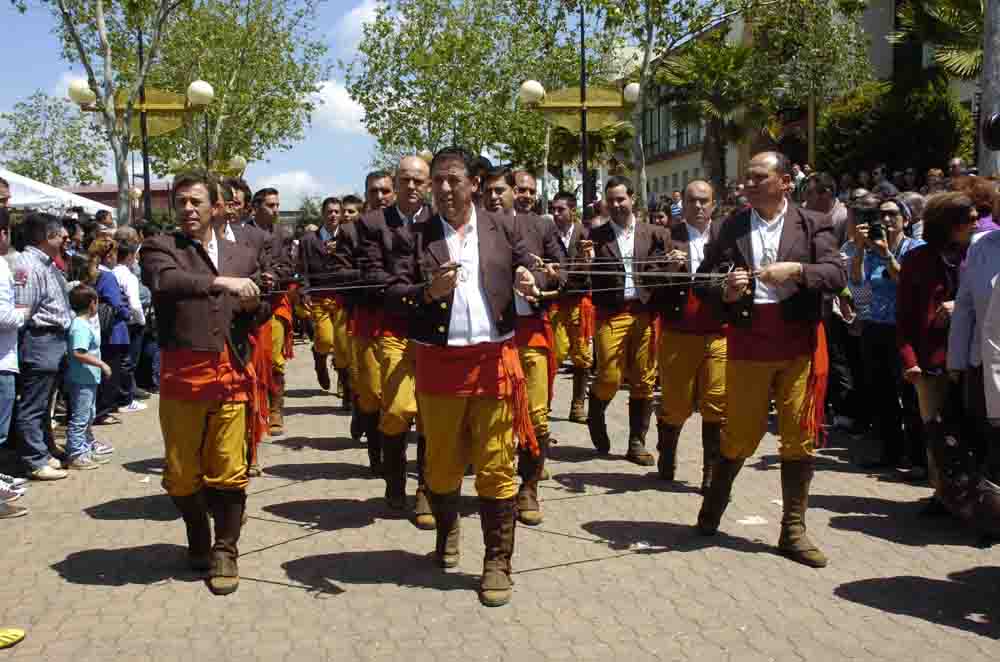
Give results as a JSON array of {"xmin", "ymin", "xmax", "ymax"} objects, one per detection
[
  {"xmin": 652, "ymin": 177, "xmax": 658, "ymax": 193},
  {"xmin": 672, "ymin": 173, "xmax": 679, "ymax": 189},
  {"xmin": 661, "ymin": 176, "xmax": 668, "ymax": 192},
  {"xmin": 682, "ymin": 170, "xmax": 689, "ymax": 187},
  {"xmin": 659, "ymin": 105, "xmax": 672, "ymax": 154},
  {"xmin": 693, "ymin": 167, "xmax": 700, "ymax": 180},
  {"xmin": 676, "ymin": 122, "xmax": 689, "ymax": 150},
  {"xmin": 691, "ymin": 120, "xmax": 703, "ymax": 145}
]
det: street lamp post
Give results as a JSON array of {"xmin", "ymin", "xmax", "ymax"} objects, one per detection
[
  {"xmin": 137, "ymin": 26, "xmax": 153, "ymax": 224},
  {"xmin": 519, "ymin": 76, "xmax": 640, "ymax": 209},
  {"xmin": 579, "ymin": 0, "xmax": 590, "ymax": 207},
  {"xmin": 186, "ymin": 81, "xmax": 215, "ymax": 173}
]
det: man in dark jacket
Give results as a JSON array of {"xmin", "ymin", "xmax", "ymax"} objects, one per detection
[
  {"xmin": 141, "ymin": 173, "xmax": 269, "ymax": 595},
  {"xmin": 694, "ymin": 152, "xmax": 846, "ymax": 568}
]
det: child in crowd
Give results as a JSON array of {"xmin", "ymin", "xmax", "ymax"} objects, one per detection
[{"xmin": 65, "ymin": 285, "xmax": 114, "ymax": 470}]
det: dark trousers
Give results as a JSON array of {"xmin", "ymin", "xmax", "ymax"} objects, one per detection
[
  {"xmin": 861, "ymin": 322, "xmax": 904, "ymax": 463},
  {"xmin": 120, "ymin": 324, "xmax": 144, "ymax": 404},
  {"xmin": 825, "ymin": 315, "xmax": 860, "ymax": 420},
  {"xmin": 97, "ymin": 344, "xmax": 127, "ymax": 419},
  {"xmin": 139, "ymin": 332, "xmax": 160, "ymax": 390},
  {"xmin": 16, "ymin": 329, "xmax": 66, "ymax": 470}
]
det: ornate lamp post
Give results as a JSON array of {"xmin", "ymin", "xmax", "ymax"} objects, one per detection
[
  {"xmin": 186, "ymin": 80, "xmax": 215, "ymax": 173},
  {"xmin": 520, "ymin": 79, "xmax": 639, "ymax": 208}
]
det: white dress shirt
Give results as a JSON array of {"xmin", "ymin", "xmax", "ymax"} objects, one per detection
[
  {"xmin": 685, "ymin": 221, "xmax": 710, "ymax": 273},
  {"xmin": 750, "ymin": 200, "xmax": 794, "ymax": 304},
  {"xmin": 0, "ymin": 258, "xmax": 25, "ymax": 373},
  {"xmin": 205, "ymin": 228, "xmax": 220, "ymax": 271},
  {"xmin": 611, "ymin": 216, "xmax": 638, "ymax": 300},
  {"xmin": 442, "ymin": 209, "xmax": 507, "ymax": 346},
  {"xmin": 113, "ymin": 263, "xmax": 145, "ymax": 326},
  {"xmin": 558, "ymin": 223, "xmax": 574, "ymax": 251}
]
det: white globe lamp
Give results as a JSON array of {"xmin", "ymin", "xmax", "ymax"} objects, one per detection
[
  {"xmin": 519, "ymin": 80, "xmax": 546, "ymax": 105},
  {"xmin": 67, "ymin": 79, "xmax": 96, "ymax": 106},
  {"xmin": 187, "ymin": 80, "xmax": 215, "ymax": 107},
  {"xmin": 623, "ymin": 82, "xmax": 641, "ymax": 104}
]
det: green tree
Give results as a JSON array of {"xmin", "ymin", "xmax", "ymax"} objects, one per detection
[
  {"xmin": 26, "ymin": 0, "xmax": 190, "ymax": 223},
  {"xmin": 345, "ymin": 0, "xmax": 622, "ymax": 168},
  {"xmin": 889, "ymin": 0, "xmax": 983, "ymax": 79},
  {"xmin": 658, "ymin": 32, "xmax": 758, "ymax": 193},
  {"xmin": 0, "ymin": 91, "xmax": 107, "ymax": 186},
  {"xmin": 654, "ymin": 0, "xmax": 871, "ymax": 191},
  {"xmin": 299, "ymin": 196, "xmax": 322, "ymax": 225},
  {"xmin": 140, "ymin": 0, "xmax": 329, "ymax": 174},
  {"xmin": 816, "ymin": 74, "xmax": 974, "ymax": 176},
  {"xmin": 598, "ymin": 0, "xmax": 751, "ymax": 203}
]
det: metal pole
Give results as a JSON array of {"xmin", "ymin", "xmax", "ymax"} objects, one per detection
[
  {"xmin": 138, "ymin": 26, "xmax": 153, "ymax": 225},
  {"xmin": 980, "ymin": 0, "xmax": 1000, "ymax": 176},
  {"xmin": 204, "ymin": 114, "xmax": 211, "ymax": 174},
  {"xmin": 580, "ymin": 1, "xmax": 590, "ymax": 207},
  {"xmin": 807, "ymin": 93, "xmax": 816, "ymax": 168}
]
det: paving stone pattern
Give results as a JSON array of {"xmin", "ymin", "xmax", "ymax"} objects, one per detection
[{"xmin": 3, "ymin": 345, "xmax": 1000, "ymax": 660}]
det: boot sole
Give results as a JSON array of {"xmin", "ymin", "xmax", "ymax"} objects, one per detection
[
  {"xmin": 413, "ymin": 515, "xmax": 436, "ymax": 530},
  {"xmin": 479, "ymin": 589, "xmax": 511, "ymax": 607},
  {"xmin": 207, "ymin": 577, "xmax": 240, "ymax": 595},
  {"xmin": 778, "ymin": 547, "xmax": 828, "ymax": 568},
  {"xmin": 627, "ymin": 455, "xmax": 655, "ymax": 467},
  {"xmin": 435, "ymin": 553, "xmax": 460, "ymax": 569},
  {"xmin": 518, "ymin": 510, "xmax": 543, "ymax": 526}
]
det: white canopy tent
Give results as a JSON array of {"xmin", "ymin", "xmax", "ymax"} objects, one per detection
[{"xmin": 0, "ymin": 167, "xmax": 115, "ymax": 219}]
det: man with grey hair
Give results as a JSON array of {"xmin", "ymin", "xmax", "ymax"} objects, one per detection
[
  {"xmin": 13, "ymin": 214, "xmax": 72, "ymax": 481},
  {"xmin": 900, "ymin": 191, "xmax": 926, "ymax": 241}
]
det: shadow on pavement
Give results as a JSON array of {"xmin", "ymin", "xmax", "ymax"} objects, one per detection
[
  {"xmin": 582, "ymin": 519, "xmax": 773, "ymax": 555},
  {"xmin": 282, "ymin": 550, "xmax": 477, "ymax": 596},
  {"xmin": 269, "ymin": 436, "xmax": 362, "ymax": 453},
  {"xmin": 262, "ymin": 498, "xmax": 380, "ymax": 530},
  {"xmin": 85, "ymin": 493, "xmax": 178, "ymax": 521},
  {"xmin": 553, "ymin": 471, "xmax": 698, "ymax": 495},
  {"xmin": 809, "ymin": 493, "xmax": 975, "ymax": 547},
  {"xmin": 546, "ymin": 443, "xmax": 602, "ymax": 464},
  {"xmin": 284, "ymin": 405, "xmax": 348, "ymax": 417},
  {"xmin": 285, "ymin": 388, "xmax": 330, "ymax": 399},
  {"xmin": 52, "ymin": 543, "xmax": 201, "ymax": 586},
  {"xmin": 835, "ymin": 567, "xmax": 1000, "ymax": 639},
  {"xmin": 264, "ymin": 462, "xmax": 373, "ymax": 482},
  {"xmin": 121, "ymin": 457, "xmax": 166, "ymax": 476}
]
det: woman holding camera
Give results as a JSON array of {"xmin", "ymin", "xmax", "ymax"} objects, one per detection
[
  {"xmin": 845, "ymin": 195, "xmax": 923, "ymax": 468},
  {"xmin": 898, "ymin": 193, "xmax": 977, "ymax": 501}
]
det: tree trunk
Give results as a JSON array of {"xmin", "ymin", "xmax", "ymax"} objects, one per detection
[
  {"xmin": 632, "ymin": 15, "xmax": 654, "ymax": 208},
  {"xmin": 702, "ymin": 116, "xmax": 726, "ymax": 195},
  {"xmin": 980, "ymin": 0, "xmax": 1000, "ymax": 176},
  {"xmin": 113, "ymin": 137, "xmax": 131, "ymax": 225}
]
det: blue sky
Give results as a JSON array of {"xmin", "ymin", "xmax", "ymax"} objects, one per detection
[{"xmin": 0, "ymin": 0, "xmax": 379, "ymax": 208}]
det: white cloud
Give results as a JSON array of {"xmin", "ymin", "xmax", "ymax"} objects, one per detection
[
  {"xmin": 254, "ymin": 170, "xmax": 325, "ymax": 208},
  {"xmin": 312, "ymin": 79, "xmax": 366, "ymax": 134},
  {"xmin": 333, "ymin": 0, "xmax": 379, "ymax": 61}
]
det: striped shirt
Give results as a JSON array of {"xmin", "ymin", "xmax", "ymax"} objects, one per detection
[{"xmin": 12, "ymin": 246, "xmax": 71, "ymax": 331}]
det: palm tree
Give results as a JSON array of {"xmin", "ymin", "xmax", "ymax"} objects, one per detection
[
  {"xmin": 889, "ymin": 0, "xmax": 984, "ymax": 80},
  {"xmin": 657, "ymin": 33, "xmax": 763, "ymax": 193}
]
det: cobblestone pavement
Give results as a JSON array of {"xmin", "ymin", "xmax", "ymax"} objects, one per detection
[{"xmin": 3, "ymin": 343, "xmax": 1000, "ymax": 661}]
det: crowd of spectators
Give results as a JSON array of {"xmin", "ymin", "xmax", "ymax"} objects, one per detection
[{"xmin": 0, "ymin": 180, "xmax": 162, "ymax": 518}]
